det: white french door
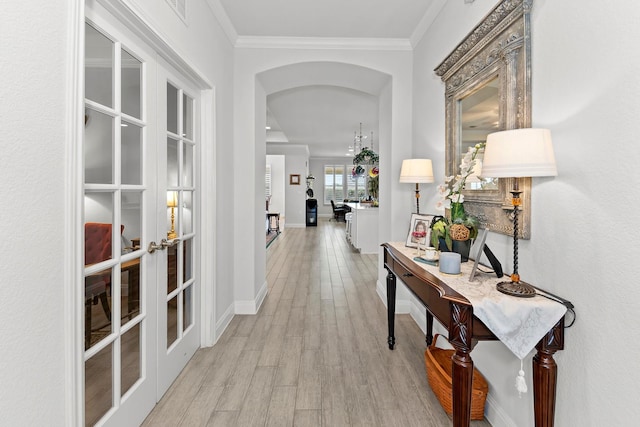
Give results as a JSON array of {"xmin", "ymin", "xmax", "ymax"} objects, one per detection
[
  {"xmin": 83, "ymin": 4, "xmax": 200, "ymax": 426},
  {"xmin": 155, "ymin": 60, "xmax": 201, "ymax": 398}
]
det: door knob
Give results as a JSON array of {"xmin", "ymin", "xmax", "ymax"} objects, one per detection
[
  {"xmin": 162, "ymin": 238, "xmax": 181, "ymax": 248},
  {"xmin": 148, "ymin": 238, "xmax": 181, "ymax": 253},
  {"xmin": 147, "ymin": 240, "xmax": 165, "ymax": 254}
]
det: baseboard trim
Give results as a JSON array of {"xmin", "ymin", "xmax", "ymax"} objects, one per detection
[
  {"xmin": 234, "ymin": 280, "xmax": 269, "ymax": 314},
  {"xmin": 284, "ymin": 223, "xmax": 306, "ymax": 228},
  {"xmin": 255, "ymin": 280, "xmax": 268, "ymax": 312},
  {"xmin": 484, "ymin": 393, "xmax": 517, "ymax": 427},
  {"xmin": 212, "ymin": 303, "xmax": 234, "ymax": 344}
]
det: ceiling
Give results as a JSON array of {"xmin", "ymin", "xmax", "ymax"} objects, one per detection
[
  {"xmin": 216, "ymin": 0, "xmax": 443, "ymax": 39},
  {"xmin": 213, "ymin": 0, "xmax": 449, "ymax": 157}
]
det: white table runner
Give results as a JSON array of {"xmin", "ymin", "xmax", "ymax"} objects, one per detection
[{"xmin": 389, "ymin": 242, "xmax": 567, "ymax": 359}]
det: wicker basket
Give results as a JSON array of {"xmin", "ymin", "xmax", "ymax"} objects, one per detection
[{"xmin": 424, "ymin": 334, "xmax": 488, "ymax": 420}]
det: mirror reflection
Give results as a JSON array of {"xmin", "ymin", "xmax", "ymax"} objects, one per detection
[
  {"xmin": 436, "ymin": 0, "xmax": 532, "ymax": 238},
  {"xmin": 459, "ymin": 78, "xmax": 499, "ymax": 191}
]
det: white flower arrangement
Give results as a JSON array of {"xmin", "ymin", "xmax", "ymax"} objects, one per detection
[{"xmin": 435, "ymin": 143, "xmax": 484, "ymax": 211}]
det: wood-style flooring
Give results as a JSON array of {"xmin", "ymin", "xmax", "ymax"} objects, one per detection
[{"xmin": 142, "ymin": 219, "xmax": 491, "ymax": 426}]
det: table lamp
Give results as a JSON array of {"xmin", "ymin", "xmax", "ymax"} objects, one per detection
[
  {"xmin": 167, "ymin": 191, "xmax": 178, "ymax": 239},
  {"xmin": 482, "ymin": 128, "xmax": 557, "ymax": 297},
  {"xmin": 399, "ymin": 159, "xmax": 434, "ymax": 214}
]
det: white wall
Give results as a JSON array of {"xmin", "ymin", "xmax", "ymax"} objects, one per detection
[
  {"xmin": 0, "ymin": 2, "xmax": 70, "ymax": 424},
  {"xmin": 267, "ymin": 145, "xmax": 310, "ymax": 227},
  {"xmin": 413, "ymin": 1, "xmax": 640, "ymax": 426},
  {"xmin": 284, "ymin": 154, "xmax": 309, "ymax": 227}
]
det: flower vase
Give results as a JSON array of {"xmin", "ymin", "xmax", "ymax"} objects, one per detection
[
  {"xmin": 452, "ymin": 239, "xmax": 471, "ymax": 262},
  {"xmin": 449, "ymin": 202, "xmax": 465, "ymax": 222},
  {"xmin": 437, "ymin": 237, "xmax": 449, "ymax": 253}
]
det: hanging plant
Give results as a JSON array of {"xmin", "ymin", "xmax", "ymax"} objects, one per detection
[{"xmin": 353, "ymin": 147, "xmax": 379, "ymax": 165}]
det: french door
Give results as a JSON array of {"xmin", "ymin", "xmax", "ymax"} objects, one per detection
[
  {"xmin": 83, "ymin": 4, "xmax": 200, "ymax": 426},
  {"xmin": 155, "ymin": 60, "xmax": 201, "ymax": 397}
]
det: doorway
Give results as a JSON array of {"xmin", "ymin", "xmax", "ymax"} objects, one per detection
[{"xmin": 83, "ymin": 6, "xmax": 201, "ymax": 425}]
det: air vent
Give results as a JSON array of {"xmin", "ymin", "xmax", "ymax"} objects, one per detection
[{"xmin": 165, "ymin": 0, "xmax": 186, "ymax": 21}]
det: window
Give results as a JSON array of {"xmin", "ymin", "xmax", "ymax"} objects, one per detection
[
  {"xmin": 347, "ymin": 171, "xmax": 367, "ymax": 200},
  {"xmin": 324, "ymin": 165, "xmax": 345, "ymax": 204},
  {"xmin": 325, "ymin": 164, "xmax": 373, "ymax": 204},
  {"xmin": 265, "ymin": 164, "xmax": 272, "ymax": 198}
]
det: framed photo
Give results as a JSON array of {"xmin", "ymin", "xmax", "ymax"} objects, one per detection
[
  {"xmin": 405, "ymin": 213, "xmax": 435, "ymax": 248},
  {"xmin": 289, "ymin": 174, "xmax": 300, "ymax": 185}
]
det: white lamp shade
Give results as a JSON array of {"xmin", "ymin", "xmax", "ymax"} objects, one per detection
[
  {"xmin": 482, "ymin": 128, "xmax": 557, "ymax": 178},
  {"xmin": 399, "ymin": 159, "xmax": 434, "ymax": 183},
  {"xmin": 167, "ymin": 191, "xmax": 178, "ymax": 208}
]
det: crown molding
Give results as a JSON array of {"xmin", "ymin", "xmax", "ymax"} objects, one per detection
[
  {"xmin": 235, "ymin": 36, "xmax": 412, "ymax": 51},
  {"xmin": 205, "ymin": 0, "xmax": 238, "ymax": 45},
  {"xmin": 409, "ymin": 0, "xmax": 447, "ymax": 48}
]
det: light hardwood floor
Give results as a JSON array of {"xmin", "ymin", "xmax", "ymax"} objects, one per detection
[{"xmin": 142, "ymin": 219, "xmax": 491, "ymax": 426}]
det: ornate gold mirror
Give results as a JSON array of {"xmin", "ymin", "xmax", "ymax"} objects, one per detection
[{"xmin": 435, "ymin": 0, "xmax": 533, "ymax": 238}]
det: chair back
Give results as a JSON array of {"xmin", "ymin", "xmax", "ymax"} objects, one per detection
[{"xmin": 85, "ymin": 223, "xmax": 125, "ymax": 265}]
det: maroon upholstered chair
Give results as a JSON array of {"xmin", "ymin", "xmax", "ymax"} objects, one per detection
[{"xmin": 84, "ymin": 223, "xmax": 123, "ymax": 348}]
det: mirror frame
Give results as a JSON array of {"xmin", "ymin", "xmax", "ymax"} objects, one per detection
[{"xmin": 435, "ymin": 0, "xmax": 533, "ymax": 239}]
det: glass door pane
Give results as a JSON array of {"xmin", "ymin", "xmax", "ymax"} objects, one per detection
[
  {"xmin": 85, "ymin": 24, "xmax": 113, "ymax": 108},
  {"xmin": 156, "ymin": 66, "xmax": 200, "ymax": 397},
  {"xmin": 83, "ymin": 17, "xmax": 155, "ymax": 426},
  {"xmin": 121, "ymin": 49, "xmax": 142, "ymax": 119},
  {"xmin": 84, "ymin": 110, "xmax": 114, "ymax": 184}
]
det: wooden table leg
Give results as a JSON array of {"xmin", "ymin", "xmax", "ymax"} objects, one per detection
[
  {"xmin": 426, "ymin": 311, "xmax": 434, "ymax": 346},
  {"xmin": 533, "ymin": 318, "xmax": 564, "ymax": 427},
  {"xmin": 385, "ymin": 268, "xmax": 396, "ymax": 350},
  {"xmin": 450, "ymin": 303, "xmax": 474, "ymax": 427}
]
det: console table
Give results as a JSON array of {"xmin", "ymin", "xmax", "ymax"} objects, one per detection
[{"xmin": 382, "ymin": 242, "xmax": 569, "ymax": 427}]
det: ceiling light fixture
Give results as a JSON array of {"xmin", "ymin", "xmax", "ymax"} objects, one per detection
[{"xmin": 352, "ymin": 122, "xmax": 378, "ymax": 167}]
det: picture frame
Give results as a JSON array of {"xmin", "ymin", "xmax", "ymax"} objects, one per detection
[
  {"xmin": 469, "ymin": 228, "xmax": 488, "ymax": 281},
  {"xmin": 405, "ymin": 213, "xmax": 435, "ymax": 248},
  {"xmin": 289, "ymin": 174, "xmax": 300, "ymax": 185}
]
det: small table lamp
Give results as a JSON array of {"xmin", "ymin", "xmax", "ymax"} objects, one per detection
[
  {"xmin": 399, "ymin": 159, "xmax": 434, "ymax": 214},
  {"xmin": 482, "ymin": 128, "xmax": 557, "ymax": 297},
  {"xmin": 167, "ymin": 191, "xmax": 178, "ymax": 239}
]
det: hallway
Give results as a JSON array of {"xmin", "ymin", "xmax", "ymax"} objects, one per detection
[{"xmin": 142, "ymin": 219, "xmax": 491, "ymax": 426}]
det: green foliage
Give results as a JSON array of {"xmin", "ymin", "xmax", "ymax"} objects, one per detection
[
  {"xmin": 430, "ymin": 217, "xmax": 452, "ymax": 250},
  {"xmin": 353, "ymin": 147, "xmax": 379, "ymax": 165},
  {"xmin": 430, "ymin": 213, "xmax": 479, "ymax": 250},
  {"xmin": 368, "ymin": 175, "xmax": 379, "ymax": 198}
]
